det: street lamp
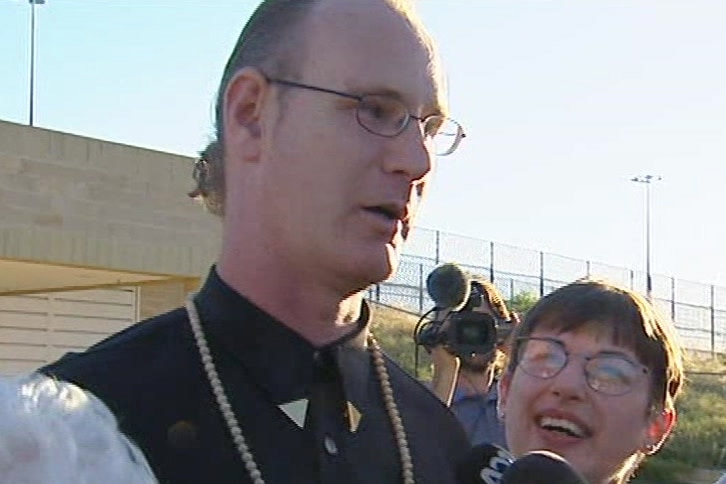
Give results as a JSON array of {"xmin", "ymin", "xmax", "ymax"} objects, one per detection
[
  {"xmin": 631, "ymin": 174, "xmax": 662, "ymax": 299},
  {"xmin": 28, "ymin": 0, "xmax": 46, "ymax": 127}
]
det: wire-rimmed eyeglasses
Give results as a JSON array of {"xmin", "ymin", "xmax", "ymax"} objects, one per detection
[
  {"xmin": 514, "ymin": 337, "xmax": 650, "ymax": 396},
  {"xmin": 266, "ymin": 77, "xmax": 466, "ymax": 156}
]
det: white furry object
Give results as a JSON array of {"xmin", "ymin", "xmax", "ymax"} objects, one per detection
[{"xmin": 0, "ymin": 374, "xmax": 157, "ymax": 484}]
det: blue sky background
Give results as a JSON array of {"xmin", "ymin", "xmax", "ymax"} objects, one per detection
[{"xmin": 1, "ymin": 1, "xmax": 725, "ymax": 287}]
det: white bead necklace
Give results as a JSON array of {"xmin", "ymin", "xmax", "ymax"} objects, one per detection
[{"xmin": 185, "ymin": 295, "xmax": 415, "ymax": 484}]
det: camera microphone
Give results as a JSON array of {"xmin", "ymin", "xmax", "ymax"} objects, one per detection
[
  {"xmin": 425, "ymin": 263, "xmax": 471, "ymax": 311},
  {"xmin": 500, "ymin": 450, "xmax": 588, "ymax": 484},
  {"xmin": 457, "ymin": 446, "xmax": 588, "ymax": 484},
  {"xmin": 456, "ymin": 443, "xmax": 514, "ymax": 484}
]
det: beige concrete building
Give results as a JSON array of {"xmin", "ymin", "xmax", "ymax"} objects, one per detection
[{"xmin": 0, "ymin": 120, "xmax": 221, "ymax": 375}]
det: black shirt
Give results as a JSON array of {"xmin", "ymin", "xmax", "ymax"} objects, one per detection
[{"xmin": 42, "ymin": 268, "xmax": 469, "ymax": 483}]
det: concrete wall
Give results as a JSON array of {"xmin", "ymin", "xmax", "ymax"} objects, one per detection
[{"xmin": 0, "ymin": 120, "xmax": 220, "ymax": 278}]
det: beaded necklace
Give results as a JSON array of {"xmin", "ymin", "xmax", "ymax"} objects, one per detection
[{"xmin": 185, "ymin": 295, "xmax": 415, "ymax": 484}]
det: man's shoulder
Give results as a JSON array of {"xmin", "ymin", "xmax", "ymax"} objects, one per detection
[
  {"xmin": 382, "ymin": 353, "xmax": 469, "ymax": 438},
  {"xmin": 41, "ymin": 307, "xmax": 192, "ymax": 392},
  {"xmin": 382, "ymin": 353, "xmax": 445, "ymax": 406}
]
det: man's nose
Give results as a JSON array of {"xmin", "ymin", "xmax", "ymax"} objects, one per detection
[{"xmin": 382, "ymin": 120, "xmax": 435, "ymax": 181}]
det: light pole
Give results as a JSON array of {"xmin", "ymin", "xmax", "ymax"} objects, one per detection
[
  {"xmin": 28, "ymin": 0, "xmax": 46, "ymax": 127},
  {"xmin": 631, "ymin": 175, "xmax": 662, "ymax": 299}
]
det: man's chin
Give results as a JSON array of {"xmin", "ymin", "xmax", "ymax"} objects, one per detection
[
  {"xmin": 337, "ymin": 255, "xmax": 394, "ymax": 294},
  {"xmin": 367, "ymin": 244, "xmax": 399, "ymax": 277},
  {"xmin": 369, "ymin": 258, "xmax": 397, "ymax": 286}
]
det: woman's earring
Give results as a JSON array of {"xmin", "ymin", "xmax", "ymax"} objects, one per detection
[{"xmin": 496, "ymin": 402, "xmax": 505, "ymax": 421}]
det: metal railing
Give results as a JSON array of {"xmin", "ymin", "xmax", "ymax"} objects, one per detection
[{"xmin": 369, "ymin": 227, "xmax": 726, "ymax": 355}]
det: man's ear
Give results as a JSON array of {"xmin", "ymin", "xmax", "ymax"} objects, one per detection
[
  {"xmin": 643, "ymin": 407, "xmax": 676, "ymax": 455},
  {"xmin": 222, "ymin": 67, "xmax": 269, "ymax": 163}
]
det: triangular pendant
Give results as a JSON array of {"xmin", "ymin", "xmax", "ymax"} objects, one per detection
[
  {"xmin": 347, "ymin": 401, "xmax": 362, "ymax": 433},
  {"xmin": 278, "ymin": 398, "xmax": 309, "ymax": 429}
]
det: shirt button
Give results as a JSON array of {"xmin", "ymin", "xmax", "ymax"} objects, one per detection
[
  {"xmin": 312, "ymin": 351, "xmax": 322, "ymax": 369},
  {"xmin": 324, "ymin": 436, "xmax": 338, "ymax": 455}
]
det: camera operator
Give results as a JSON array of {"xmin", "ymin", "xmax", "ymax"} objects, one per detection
[{"xmin": 429, "ymin": 276, "xmax": 517, "ymax": 448}]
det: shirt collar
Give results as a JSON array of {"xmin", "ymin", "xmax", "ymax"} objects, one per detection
[{"xmin": 192, "ymin": 266, "xmax": 371, "ymax": 405}]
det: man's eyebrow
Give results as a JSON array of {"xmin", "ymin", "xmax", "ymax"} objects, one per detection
[
  {"xmin": 345, "ymin": 83, "xmax": 446, "ymax": 116},
  {"xmin": 345, "ymin": 84, "xmax": 405, "ymax": 100}
]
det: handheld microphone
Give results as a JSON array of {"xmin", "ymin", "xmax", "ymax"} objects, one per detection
[
  {"xmin": 425, "ymin": 263, "xmax": 471, "ymax": 311},
  {"xmin": 500, "ymin": 450, "xmax": 588, "ymax": 484},
  {"xmin": 456, "ymin": 443, "xmax": 514, "ymax": 484}
]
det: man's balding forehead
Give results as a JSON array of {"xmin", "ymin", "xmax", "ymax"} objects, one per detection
[{"xmin": 308, "ymin": 0, "xmax": 448, "ymax": 115}]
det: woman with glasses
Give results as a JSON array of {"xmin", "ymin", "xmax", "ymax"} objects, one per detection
[{"xmin": 498, "ymin": 279, "xmax": 684, "ymax": 483}]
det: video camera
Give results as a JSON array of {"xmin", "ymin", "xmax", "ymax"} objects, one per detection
[{"xmin": 413, "ymin": 264, "xmax": 513, "ymax": 359}]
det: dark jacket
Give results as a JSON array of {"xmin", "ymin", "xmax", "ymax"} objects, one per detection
[{"xmin": 42, "ymin": 268, "xmax": 470, "ymax": 483}]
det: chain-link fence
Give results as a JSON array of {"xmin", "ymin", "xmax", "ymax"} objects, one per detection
[{"xmin": 368, "ymin": 227, "xmax": 726, "ymax": 355}]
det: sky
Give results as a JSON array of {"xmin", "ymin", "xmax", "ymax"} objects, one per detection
[{"xmin": 1, "ymin": 1, "xmax": 725, "ymax": 290}]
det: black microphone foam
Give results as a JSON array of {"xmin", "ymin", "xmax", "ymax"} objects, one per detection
[
  {"xmin": 500, "ymin": 451, "xmax": 588, "ymax": 484},
  {"xmin": 456, "ymin": 443, "xmax": 514, "ymax": 484},
  {"xmin": 425, "ymin": 263, "xmax": 471, "ymax": 311}
]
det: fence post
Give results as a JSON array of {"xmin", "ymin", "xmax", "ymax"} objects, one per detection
[
  {"xmin": 539, "ymin": 251, "xmax": 545, "ymax": 297},
  {"xmin": 629, "ymin": 270, "xmax": 635, "ymax": 290},
  {"xmin": 586, "ymin": 260, "xmax": 591, "ymax": 278},
  {"xmin": 670, "ymin": 277, "xmax": 676, "ymax": 321},
  {"xmin": 509, "ymin": 278, "xmax": 515, "ymax": 301},
  {"xmin": 418, "ymin": 264, "xmax": 425, "ymax": 315},
  {"xmin": 489, "ymin": 241, "xmax": 495, "ymax": 283},
  {"xmin": 435, "ymin": 230, "xmax": 441, "ymax": 264},
  {"xmin": 375, "ymin": 283, "xmax": 381, "ymax": 302},
  {"xmin": 711, "ymin": 284, "xmax": 716, "ymax": 358}
]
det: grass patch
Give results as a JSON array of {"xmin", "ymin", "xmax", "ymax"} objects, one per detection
[
  {"xmin": 370, "ymin": 302, "xmax": 432, "ymax": 379},
  {"xmin": 636, "ymin": 355, "xmax": 726, "ymax": 483}
]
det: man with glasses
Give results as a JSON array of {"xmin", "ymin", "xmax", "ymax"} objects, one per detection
[{"xmin": 42, "ymin": 0, "xmax": 469, "ymax": 483}]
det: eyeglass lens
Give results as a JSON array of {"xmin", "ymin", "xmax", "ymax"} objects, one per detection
[
  {"xmin": 356, "ymin": 95, "xmax": 462, "ymax": 156},
  {"xmin": 516, "ymin": 337, "xmax": 645, "ymax": 395}
]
